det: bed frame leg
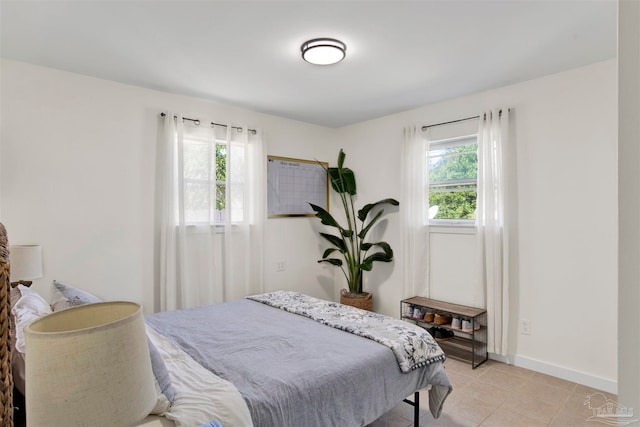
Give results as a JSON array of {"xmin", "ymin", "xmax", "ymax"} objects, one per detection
[{"xmin": 402, "ymin": 391, "xmax": 420, "ymax": 427}]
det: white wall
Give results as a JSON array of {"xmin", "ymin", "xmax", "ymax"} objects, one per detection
[
  {"xmin": 618, "ymin": 0, "xmax": 640, "ymax": 416},
  {"xmin": 0, "ymin": 58, "xmax": 336, "ymax": 312},
  {"xmin": 337, "ymin": 59, "xmax": 618, "ymax": 391},
  {"xmin": 1, "ymin": 57, "xmax": 618, "ymax": 392}
]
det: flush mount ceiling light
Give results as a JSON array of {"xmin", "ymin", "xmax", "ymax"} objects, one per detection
[{"xmin": 301, "ymin": 38, "xmax": 346, "ymax": 65}]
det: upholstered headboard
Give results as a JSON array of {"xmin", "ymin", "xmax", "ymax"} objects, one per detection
[{"xmin": 0, "ymin": 223, "xmax": 13, "ymax": 426}]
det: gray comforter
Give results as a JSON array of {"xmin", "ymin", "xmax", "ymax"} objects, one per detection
[{"xmin": 146, "ymin": 298, "xmax": 452, "ymax": 427}]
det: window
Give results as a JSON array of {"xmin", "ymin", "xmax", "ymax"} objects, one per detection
[
  {"xmin": 182, "ymin": 125, "xmax": 245, "ymax": 225},
  {"xmin": 428, "ymin": 134, "xmax": 478, "ymax": 223}
]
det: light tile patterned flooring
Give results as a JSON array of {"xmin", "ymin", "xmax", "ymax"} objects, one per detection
[{"xmin": 368, "ymin": 358, "xmax": 618, "ymax": 427}]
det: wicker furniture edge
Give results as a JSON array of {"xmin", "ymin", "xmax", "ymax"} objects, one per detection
[{"xmin": 0, "ymin": 223, "xmax": 13, "ymax": 426}]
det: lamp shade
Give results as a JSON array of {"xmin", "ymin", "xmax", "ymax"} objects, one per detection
[
  {"xmin": 9, "ymin": 245, "xmax": 43, "ymax": 281},
  {"xmin": 25, "ymin": 302, "xmax": 156, "ymax": 427}
]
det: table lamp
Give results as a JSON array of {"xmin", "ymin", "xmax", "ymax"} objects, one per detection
[
  {"xmin": 25, "ymin": 301, "xmax": 156, "ymax": 426},
  {"xmin": 9, "ymin": 245, "xmax": 43, "ymax": 287}
]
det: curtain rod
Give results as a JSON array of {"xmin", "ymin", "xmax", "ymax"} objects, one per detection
[
  {"xmin": 421, "ymin": 115, "xmax": 480, "ymax": 132},
  {"xmin": 422, "ymin": 109, "xmax": 508, "ymax": 132},
  {"xmin": 160, "ymin": 113, "xmax": 257, "ymax": 135}
]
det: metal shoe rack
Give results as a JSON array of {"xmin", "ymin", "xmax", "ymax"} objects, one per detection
[{"xmin": 401, "ymin": 296, "xmax": 488, "ymax": 369}]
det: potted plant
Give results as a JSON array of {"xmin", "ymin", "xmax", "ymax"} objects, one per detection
[{"xmin": 309, "ymin": 149, "xmax": 399, "ymax": 311}]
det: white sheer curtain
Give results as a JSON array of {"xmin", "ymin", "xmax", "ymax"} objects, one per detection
[
  {"xmin": 477, "ymin": 108, "xmax": 510, "ymax": 355},
  {"xmin": 401, "ymin": 125, "xmax": 430, "ymax": 298},
  {"xmin": 157, "ymin": 113, "xmax": 265, "ymax": 311}
]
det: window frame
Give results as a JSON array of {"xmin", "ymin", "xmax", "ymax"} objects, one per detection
[
  {"xmin": 427, "ymin": 133, "xmax": 479, "ymax": 229},
  {"xmin": 182, "ymin": 133, "xmax": 235, "ymax": 226}
]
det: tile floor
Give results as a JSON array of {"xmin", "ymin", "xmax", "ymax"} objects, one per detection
[{"xmin": 368, "ymin": 358, "xmax": 618, "ymax": 427}]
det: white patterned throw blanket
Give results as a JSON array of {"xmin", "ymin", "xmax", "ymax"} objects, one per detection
[{"xmin": 247, "ymin": 291, "xmax": 445, "ymax": 373}]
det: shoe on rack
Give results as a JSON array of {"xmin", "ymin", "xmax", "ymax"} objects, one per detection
[
  {"xmin": 450, "ymin": 317, "xmax": 462, "ymax": 330},
  {"xmin": 406, "ymin": 306, "xmax": 414, "ymax": 318},
  {"xmin": 434, "ymin": 313, "xmax": 452, "ymax": 325},
  {"xmin": 434, "ymin": 328, "xmax": 455, "ymax": 342},
  {"xmin": 423, "ymin": 311, "xmax": 435, "ymax": 323},
  {"xmin": 461, "ymin": 320, "xmax": 473, "ymax": 332},
  {"xmin": 426, "ymin": 326, "xmax": 437, "ymax": 337}
]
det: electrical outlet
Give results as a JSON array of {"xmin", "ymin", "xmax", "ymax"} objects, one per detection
[
  {"xmin": 276, "ymin": 260, "xmax": 286, "ymax": 272},
  {"xmin": 520, "ymin": 319, "xmax": 531, "ymax": 335}
]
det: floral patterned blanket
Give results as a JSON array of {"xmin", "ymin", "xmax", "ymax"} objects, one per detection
[{"xmin": 247, "ymin": 291, "xmax": 445, "ymax": 373}]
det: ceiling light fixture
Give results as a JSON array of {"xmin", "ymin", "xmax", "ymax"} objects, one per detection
[{"xmin": 301, "ymin": 38, "xmax": 346, "ymax": 65}]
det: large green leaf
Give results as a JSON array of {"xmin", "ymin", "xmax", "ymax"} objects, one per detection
[
  {"xmin": 360, "ymin": 242, "xmax": 373, "ymax": 251},
  {"xmin": 358, "ymin": 209, "xmax": 383, "ymax": 239},
  {"xmin": 359, "ymin": 252, "xmax": 394, "ymax": 271},
  {"xmin": 358, "ymin": 198, "xmax": 399, "ymax": 221},
  {"xmin": 329, "ymin": 167, "xmax": 357, "ymax": 195},
  {"xmin": 308, "ymin": 203, "xmax": 341, "ymax": 229},
  {"xmin": 322, "ymin": 248, "xmax": 341, "ymax": 258},
  {"xmin": 309, "ymin": 203, "xmax": 353, "ymax": 237},
  {"xmin": 319, "ymin": 232, "xmax": 347, "ymax": 252},
  {"xmin": 360, "ymin": 241, "xmax": 393, "ymax": 257},
  {"xmin": 377, "ymin": 241, "xmax": 393, "ymax": 257},
  {"xmin": 341, "ymin": 228, "xmax": 354, "ymax": 238},
  {"xmin": 319, "ymin": 258, "xmax": 343, "ymax": 266},
  {"xmin": 337, "ymin": 149, "xmax": 346, "ymax": 169}
]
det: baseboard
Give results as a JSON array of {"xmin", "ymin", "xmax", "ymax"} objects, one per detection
[{"xmin": 488, "ymin": 353, "xmax": 618, "ymax": 395}]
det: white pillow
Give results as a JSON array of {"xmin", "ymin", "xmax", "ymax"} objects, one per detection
[
  {"xmin": 9, "ymin": 284, "xmax": 27, "ymax": 394},
  {"xmin": 50, "ymin": 280, "xmax": 102, "ymax": 311},
  {"xmin": 11, "ymin": 285, "xmax": 52, "ymax": 354}
]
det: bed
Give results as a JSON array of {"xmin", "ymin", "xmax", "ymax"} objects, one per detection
[{"xmin": 0, "ymin": 222, "xmax": 452, "ymax": 427}]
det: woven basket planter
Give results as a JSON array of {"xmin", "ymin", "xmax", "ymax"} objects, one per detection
[{"xmin": 340, "ymin": 289, "xmax": 373, "ymax": 312}]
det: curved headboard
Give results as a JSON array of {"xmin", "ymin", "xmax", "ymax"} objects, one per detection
[{"xmin": 0, "ymin": 223, "xmax": 13, "ymax": 426}]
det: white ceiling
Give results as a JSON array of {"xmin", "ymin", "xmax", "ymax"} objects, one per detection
[{"xmin": 0, "ymin": 1, "xmax": 617, "ymax": 128}]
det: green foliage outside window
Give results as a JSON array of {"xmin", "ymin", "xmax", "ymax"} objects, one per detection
[
  {"xmin": 429, "ymin": 142, "xmax": 478, "ymax": 220},
  {"xmin": 183, "ymin": 140, "xmax": 228, "ymax": 223},
  {"xmin": 429, "ymin": 191, "xmax": 477, "ymax": 220},
  {"xmin": 216, "ymin": 144, "xmax": 226, "ymax": 212}
]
